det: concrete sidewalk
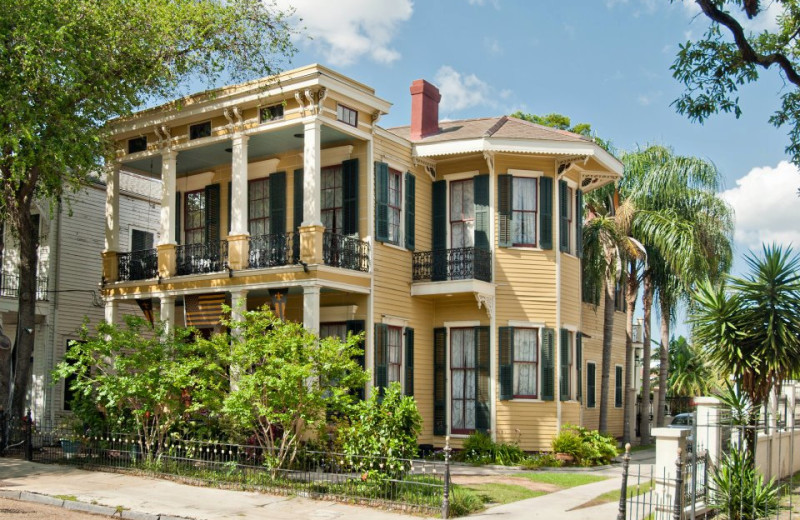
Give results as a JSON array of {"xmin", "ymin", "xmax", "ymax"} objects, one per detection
[{"xmin": 0, "ymin": 458, "xmax": 427, "ymax": 520}]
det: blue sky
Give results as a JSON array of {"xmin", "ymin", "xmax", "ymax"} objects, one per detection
[{"xmin": 271, "ymin": 0, "xmax": 799, "ymax": 336}]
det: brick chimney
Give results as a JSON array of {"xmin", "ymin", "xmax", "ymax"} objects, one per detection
[{"xmin": 410, "ymin": 79, "xmax": 441, "ymax": 140}]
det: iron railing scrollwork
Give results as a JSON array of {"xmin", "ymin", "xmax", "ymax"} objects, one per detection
[
  {"xmin": 117, "ymin": 249, "xmax": 158, "ymax": 281},
  {"xmin": 412, "ymin": 247, "xmax": 492, "ymax": 282},
  {"xmin": 248, "ymin": 233, "xmax": 298, "ymax": 269},
  {"xmin": 176, "ymin": 241, "xmax": 228, "ymax": 276},
  {"xmin": 0, "ymin": 271, "xmax": 49, "ymax": 300},
  {"xmin": 323, "ymin": 232, "xmax": 370, "ymax": 272}
]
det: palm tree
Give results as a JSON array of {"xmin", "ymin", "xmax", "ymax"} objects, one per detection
[
  {"xmin": 620, "ymin": 145, "xmax": 733, "ymax": 444},
  {"xmin": 691, "ymin": 245, "xmax": 800, "ymax": 465},
  {"xmin": 667, "ymin": 336, "xmax": 718, "ymax": 398}
]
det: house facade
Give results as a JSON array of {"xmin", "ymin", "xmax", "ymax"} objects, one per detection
[{"xmin": 103, "ymin": 64, "xmax": 628, "ymax": 450}]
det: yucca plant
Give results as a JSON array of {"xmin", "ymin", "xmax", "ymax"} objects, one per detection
[{"xmin": 710, "ymin": 449, "xmax": 781, "ymax": 520}]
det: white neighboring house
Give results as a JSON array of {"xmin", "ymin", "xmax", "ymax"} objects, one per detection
[{"xmin": 2, "ymin": 170, "xmax": 161, "ymax": 426}]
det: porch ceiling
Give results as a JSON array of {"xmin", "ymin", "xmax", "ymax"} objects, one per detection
[{"xmin": 122, "ymin": 124, "xmax": 354, "ymax": 178}]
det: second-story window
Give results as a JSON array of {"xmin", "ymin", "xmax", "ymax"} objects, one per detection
[
  {"xmin": 321, "ymin": 165, "xmax": 343, "ymax": 234},
  {"xmin": 512, "ymin": 177, "xmax": 538, "ymax": 246},
  {"xmin": 388, "ymin": 168, "xmax": 402, "ymax": 244},
  {"xmin": 248, "ymin": 178, "xmax": 270, "ymax": 236},
  {"xmin": 337, "ymin": 104, "xmax": 358, "ymax": 127},
  {"xmin": 566, "ymin": 186, "xmax": 574, "ymax": 251},
  {"xmin": 260, "ymin": 104, "xmax": 284, "ymax": 123},
  {"xmin": 450, "ymin": 179, "xmax": 475, "ymax": 249},
  {"xmin": 184, "ymin": 190, "xmax": 206, "ymax": 244}
]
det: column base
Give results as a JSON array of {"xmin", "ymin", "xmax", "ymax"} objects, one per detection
[
  {"xmin": 227, "ymin": 234, "xmax": 250, "ymax": 270},
  {"xmin": 102, "ymin": 250, "xmax": 119, "ymax": 284},
  {"xmin": 299, "ymin": 225, "xmax": 325, "ymax": 265},
  {"xmin": 157, "ymin": 243, "xmax": 177, "ymax": 279}
]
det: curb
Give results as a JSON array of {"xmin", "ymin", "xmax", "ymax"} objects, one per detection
[{"xmin": 0, "ymin": 489, "xmax": 195, "ymax": 520}]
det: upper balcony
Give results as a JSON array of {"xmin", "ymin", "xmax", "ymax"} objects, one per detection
[
  {"xmin": 0, "ymin": 272, "xmax": 49, "ymax": 301},
  {"xmin": 411, "ymin": 246, "xmax": 493, "ymax": 300}
]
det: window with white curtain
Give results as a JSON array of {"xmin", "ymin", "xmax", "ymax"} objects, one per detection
[
  {"xmin": 451, "ymin": 327, "xmax": 476, "ymax": 433},
  {"xmin": 450, "ymin": 179, "xmax": 475, "ymax": 249},
  {"xmin": 388, "ymin": 326, "xmax": 402, "ymax": 384},
  {"xmin": 513, "ymin": 328, "xmax": 539, "ymax": 398},
  {"xmin": 512, "ymin": 177, "xmax": 538, "ymax": 246}
]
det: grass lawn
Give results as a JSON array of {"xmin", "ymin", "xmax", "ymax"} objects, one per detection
[
  {"xmin": 571, "ymin": 479, "xmax": 653, "ymax": 510},
  {"xmin": 628, "ymin": 444, "xmax": 655, "ymax": 453},
  {"xmin": 517, "ymin": 472, "xmax": 609, "ymax": 489},
  {"xmin": 460, "ymin": 483, "xmax": 545, "ymax": 505}
]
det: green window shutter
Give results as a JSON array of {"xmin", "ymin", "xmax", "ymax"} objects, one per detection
[
  {"xmin": 269, "ymin": 172, "xmax": 286, "ymax": 235},
  {"xmin": 404, "ymin": 327, "xmax": 414, "ymax": 397},
  {"xmin": 576, "ymin": 333, "xmax": 583, "ymax": 403},
  {"xmin": 576, "ymin": 189, "xmax": 584, "ymax": 258},
  {"xmin": 375, "ymin": 161, "xmax": 389, "ymax": 242},
  {"xmin": 175, "ymin": 191, "xmax": 181, "ymax": 245},
  {"xmin": 473, "ymin": 174, "xmax": 490, "ymax": 250},
  {"xmin": 374, "ymin": 323, "xmax": 388, "ymax": 395},
  {"xmin": 346, "ymin": 320, "xmax": 366, "ymax": 401},
  {"xmin": 405, "ymin": 172, "xmax": 415, "ymax": 251},
  {"xmin": 432, "ymin": 180, "xmax": 447, "ymax": 281},
  {"xmin": 587, "ymin": 363, "xmax": 596, "ymax": 408},
  {"xmin": 475, "ymin": 326, "xmax": 491, "ymax": 432},
  {"xmin": 559, "ymin": 180, "xmax": 568, "ymax": 252},
  {"xmin": 560, "ymin": 328, "xmax": 570, "ymax": 401},
  {"xmin": 497, "ymin": 174, "xmax": 513, "ymax": 248},
  {"xmin": 433, "ymin": 327, "xmax": 448, "ymax": 435},
  {"xmin": 499, "ymin": 327, "xmax": 514, "ymax": 400},
  {"xmin": 541, "ymin": 328, "xmax": 555, "ymax": 401},
  {"xmin": 227, "ymin": 181, "xmax": 232, "ymax": 234},
  {"xmin": 615, "ymin": 366, "xmax": 623, "ymax": 407},
  {"xmin": 342, "ymin": 159, "xmax": 359, "ymax": 236},
  {"xmin": 293, "ymin": 168, "xmax": 303, "ymax": 261},
  {"xmin": 204, "ymin": 183, "xmax": 221, "ymax": 244},
  {"xmin": 539, "ymin": 177, "xmax": 552, "ymax": 250}
]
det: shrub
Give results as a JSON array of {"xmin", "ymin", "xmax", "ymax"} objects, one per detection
[
  {"xmin": 551, "ymin": 424, "xmax": 618, "ymax": 466},
  {"xmin": 341, "ymin": 382, "xmax": 422, "ymax": 477},
  {"xmin": 450, "ymin": 485, "xmax": 485, "ymax": 516},
  {"xmin": 519, "ymin": 453, "xmax": 562, "ymax": 470},
  {"xmin": 458, "ymin": 431, "xmax": 526, "ymax": 466},
  {"xmin": 710, "ymin": 449, "xmax": 781, "ymax": 520}
]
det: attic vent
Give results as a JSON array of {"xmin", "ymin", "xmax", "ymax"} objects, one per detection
[
  {"xmin": 128, "ymin": 136, "xmax": 147, "ymax": 154},
  {"xmin": 189, "ymin": 121, "xmax": 212, "ymax": 140}
]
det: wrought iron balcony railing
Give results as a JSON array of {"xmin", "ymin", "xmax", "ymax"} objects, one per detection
[
  {"xmin": 248, "ymin": 233, "xmax": 298, "ymax": 269},
  {"xmin": 323, "ymin": 232, "xmax": 370, "ymax": 272},
  {"xmin": 0, "ymin": 272, "xmax": 49, "ymax": 300},
  {"xmin": 117, "ymin": 248, "xmax": 158, "ymax": 282},
  {"xmin": 412, "ymin": 247, "xmax": 492, "ymax": 282},
  {"xmin": 176, "ymin": 241, "xmax": 228, "ymax": 276}
]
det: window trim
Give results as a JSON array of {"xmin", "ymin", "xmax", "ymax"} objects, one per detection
[
  {"xmin": 387, "ymin": 167, "xmax": 403, "ymax": 245},
  {"xmin": 443, "ymin": 320, "xmax": 481, "ymax": 435},
  {"xmin": 247, "ymin": 177, "xmax": 270, "ymax": 237},
  {"xmin": 512, "ymin": 326, "xmax": 540, "ymax": 399},
  {"xmin": 449, "ymin": 178, "xmax": 476, "ymax": 250},
  {"xmin": 562, "ymin": 177, "xmax": 578, "ymax": 255},
  {"xmin": 381, "ymin": 316, "xmax": 408, "ymax": 393},
  {"xmin": 321, "ymin": 164, "xmax": 344, "ymax": 234},
  {"xmin": 561, "ymin": 325, "xmax": 578, "ymax": 401},
  {"xmin": 449, "ymin": 326, "xmax": 479, "ymax": 435},
  {"xmin": 511, "ymin": 175, "xmax": 540, "ymax": 248},
  {"xmin": 183, "ymin": 189, "xmax": 206, "ymax": 245},
  {"xmin": 336, "ymin": 103, "xmax": 358, "ymax": 127}
]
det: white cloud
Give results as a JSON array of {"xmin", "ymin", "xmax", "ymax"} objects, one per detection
[
  {"xmin": 434, "ymin": 66, "xmax": 495, "ymax": 113},
  {"xmin": 468, "ymin": 0, "xmax": 500, "ymax": 7},
  {"xmin": 721, "ymin": 161, "xmax": 800, "ymax": 250},
  {"xmin": 276, "ymin": 0, "xmax": 413, "ymax": 66}
]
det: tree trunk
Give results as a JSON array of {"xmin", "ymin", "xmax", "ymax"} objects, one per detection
[
  {"xmin": 656, "ymin": 297, "xmax": 671, "ymax": 427},
  {"xmin": 10, "ymin": 205, "xmax": 38, "ymax": 418},
  {"xmin": 598, "ymin": 271, "xmax": 616, "ymax": 433},
  {"xmin": 639, "ymin": 272, "xmax": 654, "ymax": 445},
  {"xmin": 623, "ymin": 260, "xmax": 639, "ymax": 445}
]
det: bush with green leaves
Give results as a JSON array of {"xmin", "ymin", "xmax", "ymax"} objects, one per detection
[
  {"xmin": 52, "ymin": 316, "xmax": 227, "ymax": 458},
  {"xmin": 551, "ymin": 424, "xmax": 618, "ymax": 466},
  {"xmin": 710, "ymin": 449, "xmax": 781, "ymax": 520},
  {"xmin": 340, "ymin": 382, "xmax": 422, "ymax": 477},
  {"xmin": 211, "ymin": 306, "xmax": 368, "ymax": 473},
  {"xmin": 458, "ymin": 431, "xmax": 526, "ymax": 466}
]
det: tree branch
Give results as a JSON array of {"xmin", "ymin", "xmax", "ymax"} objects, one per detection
[{"xmin": 696, "ymin": 0, "xmax": 800, "ymax": 87}]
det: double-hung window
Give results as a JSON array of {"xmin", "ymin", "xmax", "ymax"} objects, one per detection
[
  {"xmin": 451, "ymin": 328, "xmax": 477, "ymax": 434},
  {"xmin": 450, "ymin": 179, "xmax": 475, "ymax": 249},
  {"xmin": 387, "ymin": 169, "xmax": 402, "ymax": 244},
  {"xmin": 566, "ymin": 186, "xmax": 574, "ymax": 251},
  {"xmin": 184, "ymin": 190, "xmax": 206, "ymax": 245},
  {"xmin": 513, "ymin": 328, "xmax": 539, "ymax": 398},
  {"xmin": 248, "ymin": 178, "xmax": 270, "ymax": 236},
  {"xmin": 387, "ymin": 326, "xmax": 403, "ymax": 385},
  {"xmin": 512, "ymin": 177, "xmax": 538, "ymax": 246},
  {"xmin": 321, "ymin": 165, "xmax": 343, "ymax": 234}
]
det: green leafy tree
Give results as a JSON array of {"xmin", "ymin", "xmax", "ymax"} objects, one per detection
[
  {"xmin": 671, "ymin": 0, "xmax": 800, "ymax": 164},
  {"xmin": 52, "ymin": 316, "xmax": 227, "ymax": 458},
  {"xmin": 691, "ymin": 245, "xmax": 800, "ymax": 463},
  {"xmin": 510, "ymin": 111, "xmax": 614, "ymax": 152},
  {"xmin": 667, "ymin": 336, "xmax": 719, "ymax": 397},
  {"xmin": 0, "ymin": 0, "xmax": 295, "ymax": 418},
  {"xmin": 216, "ymin": 307, "xmax": 368, "ymax": 473}
]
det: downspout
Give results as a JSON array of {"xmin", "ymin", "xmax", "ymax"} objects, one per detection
[{"xmin": 45, "ymin": 197, "xmax": 62, "ymax": 427}]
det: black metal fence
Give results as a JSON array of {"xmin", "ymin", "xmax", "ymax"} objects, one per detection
[
  {"xmin": 0, "ymin": 271, "xmax": 48, "ymax": 300},
  {"xmin": 176, "ymin": 241, "xmax": 229, "ymax": 276},
  {"xmin": 323, "ymin": 232, "xmax": 370, "ymax": 272},
  {"xmin": 118, "ymin": 249, "xmax": 158, "ymax": 281},
  {"xmin": 0, "ymin": 412, "xmax": 450, "ymax": 517},
  {"xmin": 412, "ymin": 247, "xmax": 492, "ymax": 283},
  {"xmin": 249, "ymin": 233, "xmax": 298, "ymax": 269}
]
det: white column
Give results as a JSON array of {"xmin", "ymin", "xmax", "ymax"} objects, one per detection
[
  {"xmin": 160, "ymin": 295, "xmax": 175, "ymax": 332},
  {"xmin": 695, "ymin": 397, "xmax": 725, "ymax": 473},
  {"xmin": 159, "ymin": 149, "xmax": 178, "ymax": 245},
  {"xmin": 302, "ymin": 120, "xmax": 322, "ymax": 227},
  {"xmin": 104, "ymin": 161, "xmax": 120, "ymax": 252},
  {"xmin": 230, "ymin": 135, "xmax": 250, "ymax": 236},
  {"xmin": 104, "ymin": 299, "xmax": 118, "ymax": 325},
  {"xmin": 302, "ymin": 285, "xmax": 321, "ymax": 335}
]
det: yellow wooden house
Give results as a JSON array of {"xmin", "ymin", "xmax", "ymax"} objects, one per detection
[{"xmin": 102, "ymin": 64, "xmax": 627, "ymax": 451}]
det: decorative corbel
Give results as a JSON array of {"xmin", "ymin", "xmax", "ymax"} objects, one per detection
[
  {"xmin": 233, "ymin": 107, "xmax": 244, "ymax": 132},
  {"xmin": 295, "ymin": 92, "xmax": 306, "ymax": 116},
  {"xmin": 556, "ymin": 155, "xmax": 588, "ymax": 176},
  {"xmin": 317, "ymin": 88, "xmax": 328, "ymax": 115},
  {"xmin": 153, "ymin": 125, "xmax": 164, "ymax": 148},
  {"xmin": 305, "ymin": 89, "xmax": 316, "ymax": 115},
  {"xmin": 223, "ymin": 108, "xmax": 235, "ymax": 133},
  {"xmin": 372, "ymin": 110, "xmax": 382, "ymax": 126},
  {"xmin": 474, "ymin": 293, "xmax": 494, "ymax": 318},
  {"xmin": 483, "ymin": 151, "xmax": 495, "ymax": 175},
  {"xmin": 160, "ymin": 125, "xmax": 172, "ymax": 146}
]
